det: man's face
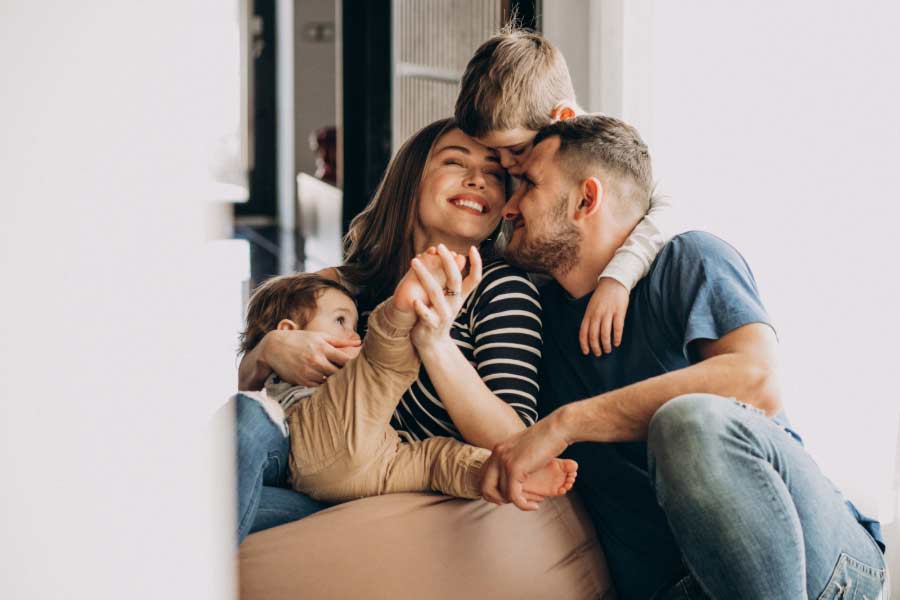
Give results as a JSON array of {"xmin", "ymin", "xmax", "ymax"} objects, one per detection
[
  {"xmin": 501, "ymin": 136, "xmax": 582, "ymax": 275},
  {"xmin": 475, "ymin": 127, "xmax": 539, "ymax": 175}
]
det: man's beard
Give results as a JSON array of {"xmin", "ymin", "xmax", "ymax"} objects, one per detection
[{"xmin": 504, "ymin": 194, "xmax": 581, "ymax": 276}]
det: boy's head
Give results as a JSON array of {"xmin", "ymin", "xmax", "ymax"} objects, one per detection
[
  {"xmin": 239, "ymin": 274, "xmax": 360, "ymax": 355},
  {"xmin": 455, "ymin": 27, "xmax": 578, "ymax": 173}
]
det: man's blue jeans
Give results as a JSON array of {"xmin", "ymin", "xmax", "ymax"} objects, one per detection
[
  {"xmin": 235, "ymin": 394, "xmax": 329, "ymax": 543},
  {"xmin": 647, "ymin": 394, "xmax": 888, "ymax": 599}
]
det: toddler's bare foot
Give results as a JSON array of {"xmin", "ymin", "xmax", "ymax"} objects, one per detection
[{"xmin": 521, "ymin": 458, "xmax": 578, "ymax": 499}]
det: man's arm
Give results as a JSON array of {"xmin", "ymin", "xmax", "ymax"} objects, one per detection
[
  {"xmin": 481, "ymin": 321, "xmax": 780, "ymax": 509},
  {"xmin": 560, "ymin": 322, "xmax": 780, "ymax": 442}
]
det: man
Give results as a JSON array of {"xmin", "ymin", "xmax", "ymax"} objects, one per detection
[{"xmin": 481, "ymin": 115, "xmax": 888, "ymax": 598}]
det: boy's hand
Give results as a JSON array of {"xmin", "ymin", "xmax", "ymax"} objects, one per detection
[
  {"xmin": 406, "ymin": 245, "xmax": 483, "ymax": 351},
  {"xmin": 579, "ymin": 277, "xmax": 629, "ymax": 356}
]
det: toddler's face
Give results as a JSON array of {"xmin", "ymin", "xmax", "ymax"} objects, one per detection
[
  {"xmin": 304, "ymin": 289, "xmax": 361, "ymax": 345},
  {"xmin": 475, "ymin": 127, "xmax": 539, "ymax": 176}
]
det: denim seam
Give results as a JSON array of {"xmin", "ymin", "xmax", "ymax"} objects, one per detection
[
  {"xmin": 860, "ymin": 522, "xmax": 889, "ymax": 564},
  {"xmin": 238, "ymin": 457, "xmax": 268, "ymax": 535},
  {"xmin": 838, "ymin": 551, "xmax": 887, "ymax": 579},
  {"xmin": 751, "ymin": 443, "xmax": 807, "ymax": 597},
  {"xmin": 266, "ymin": 449, "xmax": 284, "ymax": 478}
]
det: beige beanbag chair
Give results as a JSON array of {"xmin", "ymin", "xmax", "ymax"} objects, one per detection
[{"xmin": 239, "ymin": 492, "xmax": 614, "ymax": 600}]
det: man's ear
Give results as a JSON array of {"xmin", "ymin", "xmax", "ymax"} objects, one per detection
[
  {"xmin": 276, "ymin": 319, "xmax": 300, "ymax": 331},
  {"xmin": 574, "ymin": 177, "xmax": 603, "ymax": 220},
  {"xmin": 550, "ymin": 102, "xmax": 578, "ymax": 123}
]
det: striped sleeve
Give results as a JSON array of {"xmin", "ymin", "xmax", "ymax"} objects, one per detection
[{"xmin": 468, "ymin": 262, "xmax": 543, "ymax": 426}]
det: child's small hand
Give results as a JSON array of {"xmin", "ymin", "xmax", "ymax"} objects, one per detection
[{"xmin": 579, "ymin": 277, "xmax": 629, "ymax": 356}]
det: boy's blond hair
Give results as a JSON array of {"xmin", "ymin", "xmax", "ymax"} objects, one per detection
[{"xmin": 455, "ymin": 27, "xmax": 576, "ymax": 138}]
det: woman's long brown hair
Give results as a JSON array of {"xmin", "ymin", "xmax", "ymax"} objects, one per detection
[{"xmin": 340, "ymin": 117, "xmax": 503, "ymax": 309}]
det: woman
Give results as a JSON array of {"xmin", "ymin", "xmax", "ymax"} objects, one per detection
[{"xmin": 236, "ymin": 118, "xmax": 543, "ymax": 541}]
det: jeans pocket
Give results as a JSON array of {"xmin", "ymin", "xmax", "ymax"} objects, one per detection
[{"xmin": 816, "ymin": 553, "xmax": 888, "ymax": 600}]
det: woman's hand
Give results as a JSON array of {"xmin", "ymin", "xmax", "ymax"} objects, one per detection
[
  {"xmin": 405, "ymin": 245, "xmax": 482, "ymax": 351},
  {"xmin": 254, "ymin": 329, "xmax": 361, "ymax": 388},
  {"xmin": 578, "ymin": 276, "xmax": 630, "ymax": 356}
]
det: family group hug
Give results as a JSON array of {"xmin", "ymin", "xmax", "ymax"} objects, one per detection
[{"xmin": 231, "ymin": 28, "xmax": 889, "ymax": 599}]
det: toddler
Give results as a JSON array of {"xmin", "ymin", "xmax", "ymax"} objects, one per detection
[{"xmin": 238, "ymin": 250, "xmax": 577, "ymax": 504}]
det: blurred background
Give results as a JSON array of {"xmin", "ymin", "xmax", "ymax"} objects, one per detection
[{"xmin": 2, "ymin": 1, "xmax": 898, "ymax": 597}]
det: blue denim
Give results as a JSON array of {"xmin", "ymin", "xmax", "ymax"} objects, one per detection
[
  {"xmin": 647, "ymin": 394, "xmax": 888, "ymax": 599},
  {"xmin": 235, "ymin": 393, "xmax": 329, "ymax": 543}
]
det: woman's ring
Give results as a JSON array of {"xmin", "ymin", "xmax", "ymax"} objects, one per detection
[{"xmin": 443, "ymin": 288, "xmax": 458, "ymax": 296}]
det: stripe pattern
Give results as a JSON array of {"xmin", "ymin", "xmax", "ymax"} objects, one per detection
[{"xmin": 360, "ymin": 260, "xmax": 543, "ymax": 443}]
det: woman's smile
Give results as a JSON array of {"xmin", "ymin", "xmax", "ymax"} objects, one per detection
[{"xmin": 448, "ymin": 194, "xmax": 489, "ymax": 215}]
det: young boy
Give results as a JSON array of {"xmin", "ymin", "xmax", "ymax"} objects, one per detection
[
  {"xmin": 238, "ymin": 249, "xmax": 578, "ymax": 505},
  {"xmin": 455, "ymin": 28, "xmax": 672, "ymax": 356}
]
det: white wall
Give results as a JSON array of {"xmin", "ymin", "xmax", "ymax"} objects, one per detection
[
  {"xmin": 546, "ymin": 0, "xmax": 900, "ymax": 590},
  {"xmin": 645, "ymin": 0, "xmax": 900, "ymax": 516},
  {"xmin": 1, "ymin": 2, "xmax": 239, "ymax": 598},
  {"xmin": 539, "ymin": 0, "xmax": 592, "ymax": 109}
]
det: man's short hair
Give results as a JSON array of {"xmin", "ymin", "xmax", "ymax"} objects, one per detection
[
  {"xmin": 534, "ymin": 114, "xmax": 653, "ymax": 218},
  {"xmin": 455, "ymin": 27, "xmax": 576, "ymax": 138},
  {"xmin": 239, "ymin": 273, "xmax": 354, "ymax": 355}
]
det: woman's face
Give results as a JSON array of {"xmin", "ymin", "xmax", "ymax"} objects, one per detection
[{"xmin": 415, "ymin": 128, "xmax": 507, "ymax": 248}]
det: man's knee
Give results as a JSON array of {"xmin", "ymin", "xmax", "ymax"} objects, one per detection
[
  {"xmin": 648, "ymin": 393, "xmax": 732, "ymax": 455},
  {"xmin": 648, "ymin": 394, "xmax": 738, "ymax": 512}
]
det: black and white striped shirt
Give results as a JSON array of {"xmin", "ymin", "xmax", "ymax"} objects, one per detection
[{"xmin": 361, "ymin": 260, "xmax": 543, "ymax": 443}]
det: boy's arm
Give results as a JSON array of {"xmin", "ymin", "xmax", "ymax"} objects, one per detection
[
  {"xmin": 600, "ymin": 193, "xmax": 673, "ymax": 290},
  {"xmin": 579, "ymin": 193, "xmax": 674, "ymax": 356}
]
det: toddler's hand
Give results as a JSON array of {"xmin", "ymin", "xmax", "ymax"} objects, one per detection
[{"xmin": 578, "ymin": 277, "xmax": 629, "ymax": 356}]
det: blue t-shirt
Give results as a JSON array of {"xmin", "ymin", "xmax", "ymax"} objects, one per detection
[{"xmin": 538, "ymin": 231, "xmax": 883, "ymax": 599}]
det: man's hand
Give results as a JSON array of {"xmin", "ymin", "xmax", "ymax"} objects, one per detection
[
  {"xmin": 579, "ymin": 277, "xmax": 629, "ymax": 356},
  {"xmin": 481, "ymin": 411, "xmax": 572, "ymax": 511},
  {"xmin": 262, "ymin": 329, "xmax": 360, "ymax": 387}
]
